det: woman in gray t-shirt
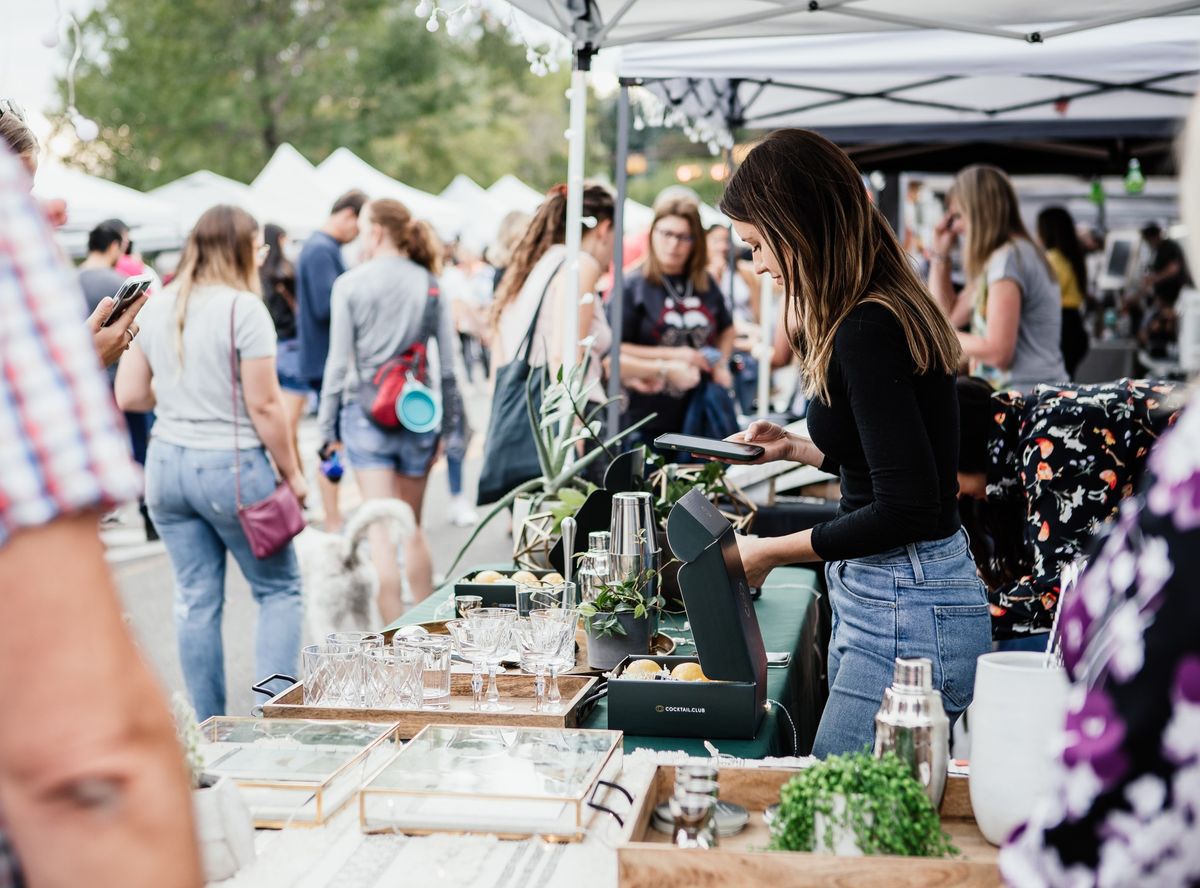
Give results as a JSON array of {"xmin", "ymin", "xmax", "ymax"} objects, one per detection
[{"xmin": 928, "ymin": 165, "xmax": 1068, "ymax": 389}]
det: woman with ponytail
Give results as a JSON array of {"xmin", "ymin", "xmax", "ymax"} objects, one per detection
[
  {"xmin": 317, "ymin": 198, "xmax": 461, "ymax": 615},
  {"xmin": 114, "ymin": 204, "xmax": 305, "ymax": 721}
]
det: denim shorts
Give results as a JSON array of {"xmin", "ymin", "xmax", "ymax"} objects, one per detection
[
  {"xmin": 275, "ymin": 339, "xmax": 308, "ymax": 394},
  {"xmin": 813, "ymin": 528, "xmax": 992, "ymax": 758},
  {"xmin": 340, "ymin": 402, "xmax": 439, "ymax": 477}
]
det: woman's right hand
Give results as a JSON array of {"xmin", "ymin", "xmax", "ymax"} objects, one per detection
[
  {"xmin": 931, "ymin": 211, "xmax": 958, "ymax": 257},
  {"xmin": 286, "ymin": 470, "xmax": 309, "ymax": 506},
  {"xmin": 724, "ymin": 420, "xmax": 799, "ymax": 465},
  {"xmin": 665, "ymin": 360, "xmax": 701, "ymax": 392}
]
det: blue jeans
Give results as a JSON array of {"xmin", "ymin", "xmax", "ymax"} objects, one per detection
[
  {"xmin": 813, "ymin": 528, "xmax": 991, "ymax": 758},
  {"xmin": 145, "ymin": 440, "xmax": 303, "ymax": 722}
]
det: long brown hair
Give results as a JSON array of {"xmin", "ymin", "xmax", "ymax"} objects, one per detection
[
  {"xmin": 720, "ymin": 128, "xmax": 961, "ymax": 402},
  {"xmin": 644, "ymin": 198, "xmax": 710, "ymax": 292},
  {"xmin": 490, "ymin": 183, "xmax": 615, "ymax": 328},
  {"xmin": 953, "ymin": 164, "xmax": 1047, "ymax": 280},
  {"xmin": 367, "ymin": 199, "xmax": 439, "ymax": 272},
  {"xmin": 0, "ymin": 101, "xmax": 37, "ymax": 161},
  {"xmin": 172, "ymin": 205, "xmax": 260, "ymax": 362}
]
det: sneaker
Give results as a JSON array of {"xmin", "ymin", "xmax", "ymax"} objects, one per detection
[{"xmin": 449, "ymin": 496, "xmax": 479, "ymax": 527}]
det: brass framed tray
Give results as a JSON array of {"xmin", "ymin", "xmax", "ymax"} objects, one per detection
[
  {"xmin": 617, "ymin": 766, "xmax": 999, "ymax": 887},
  {"xmin": 261, "ymin": 672, "xmax": 601, "ymax": 737}
]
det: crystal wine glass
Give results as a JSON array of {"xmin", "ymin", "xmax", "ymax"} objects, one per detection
[
  {"xmin": 529, "ymin": 608, "xmax": 580, "ymax": 713},
  {"xmin": 467, "ymin": 607, "xmax": 516, "ymax": 712},
  {"xmin": 445, "ymin": 619, "xmax": 491, "ymax": 711},
  {"xmin": 512, "ymin": 617, "xmax": 562, "ymax": 712}
]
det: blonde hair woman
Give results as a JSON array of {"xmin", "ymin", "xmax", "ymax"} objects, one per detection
[
  {"xmin": 115, "ymin": 205, "xmax": 305, "ymax": 722},
  {"xmin": 718, "ymin": 129, "xmax": 989, "ymax": 757},
  {"xmin": 929, "ymin": 165, "xmax": 1067, "ymax": 389}
]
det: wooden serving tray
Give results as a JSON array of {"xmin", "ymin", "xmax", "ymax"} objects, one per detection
[
  {"xmin": 618, "ymin": 766, "xmax": 999, "ymax": 887},
  {"xmin": 261, "ymin": 672, "xmax": 600, "ymax": 738}
]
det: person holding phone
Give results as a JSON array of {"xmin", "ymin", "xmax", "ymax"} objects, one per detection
[{"xmin": 719, "ymin": 129, "xmax": 990, "ymax": 758}]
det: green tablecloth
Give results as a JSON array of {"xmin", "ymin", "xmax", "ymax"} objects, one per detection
[{"xmin": 384, "ymin": 566, "xmax": 822, "ymax": 759}]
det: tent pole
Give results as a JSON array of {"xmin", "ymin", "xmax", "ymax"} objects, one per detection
[
  {"xmin": 563, "ymin": 48, "xmax": 592, "ymax": 379},
  {"xmin": 608, "ymin": 82, "xmax": 631, "ymax": 437}
]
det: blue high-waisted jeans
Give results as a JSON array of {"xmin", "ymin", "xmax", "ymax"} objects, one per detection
[
  {"xmin": 812, "ymin": 528, "xmax": 991, "ymax": 758},
  {"xmin": 145, "ymin": 440, "xmax": 303, "ymax": 722}
]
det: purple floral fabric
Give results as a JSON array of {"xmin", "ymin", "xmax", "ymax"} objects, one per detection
[{"xmin": 1000, "ymin": 389, "xmax": 1200, "ymax": 886}]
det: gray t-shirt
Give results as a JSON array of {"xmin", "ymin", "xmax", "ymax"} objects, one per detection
[
  {"xmin": 134, "ymin": 284, "xmax": 276, "ymax": 450},
  {"xmin": 78, "ymin": 266, "xmax": 127, "ymax": 314},
  {"xmin": 984, "ymin": 238, "xmax": 1067, "ymax": 388},
  {"xmin": 318, "ymin": 255, "xmax": 458, "ymax": 443}
]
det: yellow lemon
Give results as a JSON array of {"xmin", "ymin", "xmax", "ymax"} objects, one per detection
[
  {"xmin": 543, "ymin": 572, "xmax": 565, "ymax": 585},
  {"xmin": 473, "ymin": 570, "xmax": 504, "ymax": 585},
  {"xmin": 670, "ymin": 662, "xmax": 710, "ymax": 682},
  {"xmin": 510, "ymin": 570, "xmax": 541, "ymax": 587},
  {"xmin": 623, "ymin": 659, "xmax": 665, "ymax": 679}
]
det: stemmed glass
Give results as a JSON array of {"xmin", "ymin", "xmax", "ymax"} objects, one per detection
[
  {"xmin": 512, "ymin": 617, "xmax": 566, "ymax": 712},
  {"xmin": 445, "ymin": 619, "xmax": 492, "ymax": 712},
  {"xmin": 529, "ymin": 608, "xmax": 580, "ymax": 713},
  {"xmin": 468, "ymin": 607, "xmax": 516, "ymax": 712}
]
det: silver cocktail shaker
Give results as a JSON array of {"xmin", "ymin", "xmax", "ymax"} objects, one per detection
[
  {"xmin": 609, "ymin": 492, "xmax": 661, "ymax": 617},
  {"xmin": 873, "ymin": 657, "xmax": 949, "ymax": 808}
]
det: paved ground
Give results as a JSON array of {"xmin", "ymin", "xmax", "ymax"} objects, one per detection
[{"xmin": 106, "ymin": 385, "xmax": 512, "ymax": 718}]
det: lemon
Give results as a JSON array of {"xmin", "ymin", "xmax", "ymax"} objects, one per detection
[{"xmin": 670, "ymin": 662, "xmax": 710, "ymax": 682}]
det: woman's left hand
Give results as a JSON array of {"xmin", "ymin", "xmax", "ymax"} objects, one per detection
[
  {"xmin": 711, "ymin": 362, "xmax": 734, "ymax": 390},
  {"xmin": 736, "ymin": 534, "xmax": 777, "ymax": 588}
]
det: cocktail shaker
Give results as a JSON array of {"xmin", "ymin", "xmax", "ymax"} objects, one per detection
[
  {"xmin": 609, "ymin": 492, "xmax": 661, "ymax": 611},
  {"xmin": 873, "ymin": 657, "xmax": 949, "ymax": 808},
  {"xmin": 578, "ymin": 531, "xmax": 612, "ymax": 604}
]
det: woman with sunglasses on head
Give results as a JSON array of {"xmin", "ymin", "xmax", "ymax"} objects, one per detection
[
  {"xmin": 614, "ymin": 197, "xmax": 735, "ymax": 449},
  {"xmin": 929, "ymin": 165, "xmax": 1067, "ymax": 390},
  {"xmin": 720, "ymin": 129, "xmax": 990, "ymax": 757}
]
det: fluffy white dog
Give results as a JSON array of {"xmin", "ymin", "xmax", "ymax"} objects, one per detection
[{"xmin": 295, "ymin": 499, "xmax": 416, "ymax": 640}]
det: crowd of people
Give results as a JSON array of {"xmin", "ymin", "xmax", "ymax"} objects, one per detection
[{"xmin": 2, "ymin": 81, "xmax": 1200, "ymax": 885}]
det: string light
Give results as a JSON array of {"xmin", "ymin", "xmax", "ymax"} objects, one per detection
[
  {"xmin": 630, "ymin": 86, "xmax": 734, "ymax": 156},
  {"xmin": 61, "ymin": 13, "xmax": 99, "ymax": 142},
  {"xmin": 415, "ymin": 1, "xmax": 560, "ymax": 76}
]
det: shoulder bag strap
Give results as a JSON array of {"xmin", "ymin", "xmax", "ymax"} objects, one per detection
[
  {"xmin": 516, "ymin": 257, "xmax": 566, "ymax": 363},
  {"xmin": 229, "ymin": 297, "xmax": 243, "ymax": 510}
]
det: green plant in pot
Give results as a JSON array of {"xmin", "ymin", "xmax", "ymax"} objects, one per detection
[
  {"xmin": 447, "ymin": 355, "xmax": 655, "ymax": 575},
  {"xmin": 579, "ymin": 565, "xmax": 667, "ymax": 671},
  {"xmin": 770, "ymin": 750, "xmax": 957, "ymax": 858}
]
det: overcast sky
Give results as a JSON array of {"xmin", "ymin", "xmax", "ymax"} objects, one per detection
[{"xmin": 0, "ymin": 1, "xmax": 96, "ymax": 126}]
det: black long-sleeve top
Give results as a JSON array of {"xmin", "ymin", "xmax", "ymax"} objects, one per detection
[{"xmin": 806, "ymin": 301, "xmax": 961, "ymax": 561}]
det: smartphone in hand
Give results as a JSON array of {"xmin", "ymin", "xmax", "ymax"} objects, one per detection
[
  {"xmin": 100, "ymin": 274, "xmax": 153, "ymax": 327},
  {"xmin": 653, "ymin": 433, "xmax": 765, "ymax": 462}
]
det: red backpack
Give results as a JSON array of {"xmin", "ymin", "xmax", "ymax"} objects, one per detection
[{"xmin": 358, "ymin": 277, "xmax": 440, "ymax": 429}]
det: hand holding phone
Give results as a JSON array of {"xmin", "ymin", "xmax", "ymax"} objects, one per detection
[
  {"xmin": 101, "ymin": 274, "xmax": 153, "ymax": 327},
  {"xmin": 653, "ymin": 433, "xmax": 765, "ymax": 462}
]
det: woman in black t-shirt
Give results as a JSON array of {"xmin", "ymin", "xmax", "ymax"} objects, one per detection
[
  {"xmin": 612, "ymin": 198, "xmax": 735, "ymax": 447},
  {"xmin": 718, "ymin": 130, "xmax": 990, "ymax": 757}
]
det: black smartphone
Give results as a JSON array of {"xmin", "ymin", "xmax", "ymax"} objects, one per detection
[
  {"xmin": 653, "ymin": 433, "xmax": 765, "ymax": 462},
  {"xmin": 100, "ymin": 274, "xmax": 153, "ymax": 327}
]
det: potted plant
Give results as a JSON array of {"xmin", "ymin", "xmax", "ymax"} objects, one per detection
[
  {"xmin": 579, "ymin": 565, "xmax": 667, "ymax": 670},
  {"xmin": 448, "ymin": 354, "xmax": 655, "ymax": 575},
  {"xmin": 770, "ymin": 751, "xmax": 957, "ymax": 859},
  {"xmin": 174, "ymin": 695, "xmax": 256, "ymax": 881}
]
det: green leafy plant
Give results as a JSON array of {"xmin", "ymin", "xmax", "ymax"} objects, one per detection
[
  {"xmin": 447, "ymin": 353, "xmax": 655, "ymax": 576},
  {"xmin": 171, "ymin": 692, "xmax": 206, "ymax": 790},
  {"xmin": 770, "ymin": 751, "xmax": 957, "ymax": 858},
  {"xmin": 578, "ymin": 559, "xmax": 672, "ymax": 638}
]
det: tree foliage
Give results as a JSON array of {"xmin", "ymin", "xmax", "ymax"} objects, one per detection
[{"xmin": 56, "ymin": 0, "xmax": 589, "ymax": 193}]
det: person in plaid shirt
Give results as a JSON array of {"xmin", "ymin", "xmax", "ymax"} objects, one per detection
[{"xmin": 0, "ymin": 146, "xmax": 200, "ymax": 885}]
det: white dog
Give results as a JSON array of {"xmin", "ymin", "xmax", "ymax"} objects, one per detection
[{"xmin": 295, "ymin": 499, "xmax": 416, "ymax": 640}]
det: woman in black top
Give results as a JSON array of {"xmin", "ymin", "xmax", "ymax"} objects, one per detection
[
  {"xmin": 720, "ymin": 129, "xmax": 990, "ymax": 756},
  {"xmin": 613, "ymin": 197, "xmax": 735, "ymax": 448}
]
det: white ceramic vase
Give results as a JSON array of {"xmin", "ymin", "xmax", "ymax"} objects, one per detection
[
  {"xmin": 968, "ymin": 651, "xmax": 1068, "ymax": 846},
  {"xmin": 193, "ymin": 777, "xmax": 256, "ymax": 882},
  {"xmin": 813, "ymin": 793, "xmax": 871, "ymax": 856}
]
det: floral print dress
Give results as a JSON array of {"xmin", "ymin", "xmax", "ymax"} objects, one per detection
[
  {"xmin": 1000, "ymin": 386, "xmax": 1200, "ymax": 886},
  {"xmin": 984, "ymin": 379, "xmax": 1182, "ymax": 639}
]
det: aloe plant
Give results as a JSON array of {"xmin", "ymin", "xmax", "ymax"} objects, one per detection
[{"xmin": 446, "ymin": 352, "xmax": 655, "ymax": 577}]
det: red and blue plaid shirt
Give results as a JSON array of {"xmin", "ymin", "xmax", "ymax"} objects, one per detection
[{"xmin": 0, "ymin": 148, "xmax": 142, "ymax": 886}]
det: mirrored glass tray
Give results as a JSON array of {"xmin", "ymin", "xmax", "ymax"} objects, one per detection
[
  {"xmin": 198, "ymin": 717, "xmax": 401, "ymax": 828},
  {"xmin": 359, "ymin": 725, "xmax": 623, "ymax": 840}
]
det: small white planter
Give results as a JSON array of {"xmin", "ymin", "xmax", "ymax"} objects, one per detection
[
  {"xmin": 813, "ymin": 793, "xmax": 872, "ymax": 857},
  {"xmin": 193, "ymin": 777, "xmax": 256, "ymax": 882}
]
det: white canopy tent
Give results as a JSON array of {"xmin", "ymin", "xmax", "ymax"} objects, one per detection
[
  {"xmin": 249, "ymin": 143, "xmax": 336, "ymax": 238},
  {"xmin": 34, "ymin": 160, "xmax": 182, "ymax": 258},
  {"xmin": 487, "ymin": 174, "xmax": 547, "ymax": 214},
  {"xmin": 149, "ymin": 170, "xmax": 270, "ymax": 234},
  {"xmin": 503, "ymin": 0, "xmax": 1200, "ymax": 430},
  {"xmin": 441, "ymin": 174, "xmax": 509, "ymax": 252},
  {"xmin": 317, "ymin": 147, "xmax": 464, "ymax": 241}
]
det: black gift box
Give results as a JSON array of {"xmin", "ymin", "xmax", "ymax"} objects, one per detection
[
  {"xmin": 606, "ymin": 489, "xmax": 768, "ymax": 740},
  {"xmin": 452, "ymin": 568, "xmax": 559, "ymax": 610}
]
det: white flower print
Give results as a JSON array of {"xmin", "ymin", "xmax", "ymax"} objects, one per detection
[
  {"xmin": 1125, "ymin": 773, "xmax": 1167, "ymax": 818},
  {"xmin": 1108, "ymin": 603, "xmax": 1146, "ymax": 682},
  {"xmin": 1163, "ymin": 699, "xmax": 1200, "ymax": 762},
  {"xmin": 1135, "ymin": 536, "xmax": 1173, "ymax": 605}
]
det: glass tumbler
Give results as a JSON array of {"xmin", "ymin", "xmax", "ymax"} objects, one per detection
[
  {"xmin": 301, "ymin": 643, "xmax": 360, "ymax": 707},
  {"xmin": 515, "ymin": 582, "xmax": 569, "ymax": 617},
  {"xmin": 395, "ymin": 635, "xmax": 452, "ymax": 709},
  {"xmin": 363, "ymin": 646, "xmax": 424, "ymax": 709}
]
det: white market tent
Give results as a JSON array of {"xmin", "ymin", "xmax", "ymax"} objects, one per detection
[
  {"xmin": 618, "ymin": 17, "xmax": 1200, "ymax": 146},
  {"xmin": 249, "ymin": 143, "xmax": 336, "ymax": 238},
  {"xmin": 441, "ymin": 174, "xmax": 509, "ymax": 251},
  {"xmin": 503, "ymin": 0, "xmax": 1200, "ymax": 430},
  {"xmin": 487, "ymin": 174, "xmax": 547, "ymax": 214},
  {"xmin": 33, "ymin": 160, "xmax": 182, "ymax": 258},
  {"xmin": 317, "ymin": 147, "xmax": 464, "ymax": 240},
  {"xmin": 149, "ymin": 170, "xmax": 270, "ymax": 234}
]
